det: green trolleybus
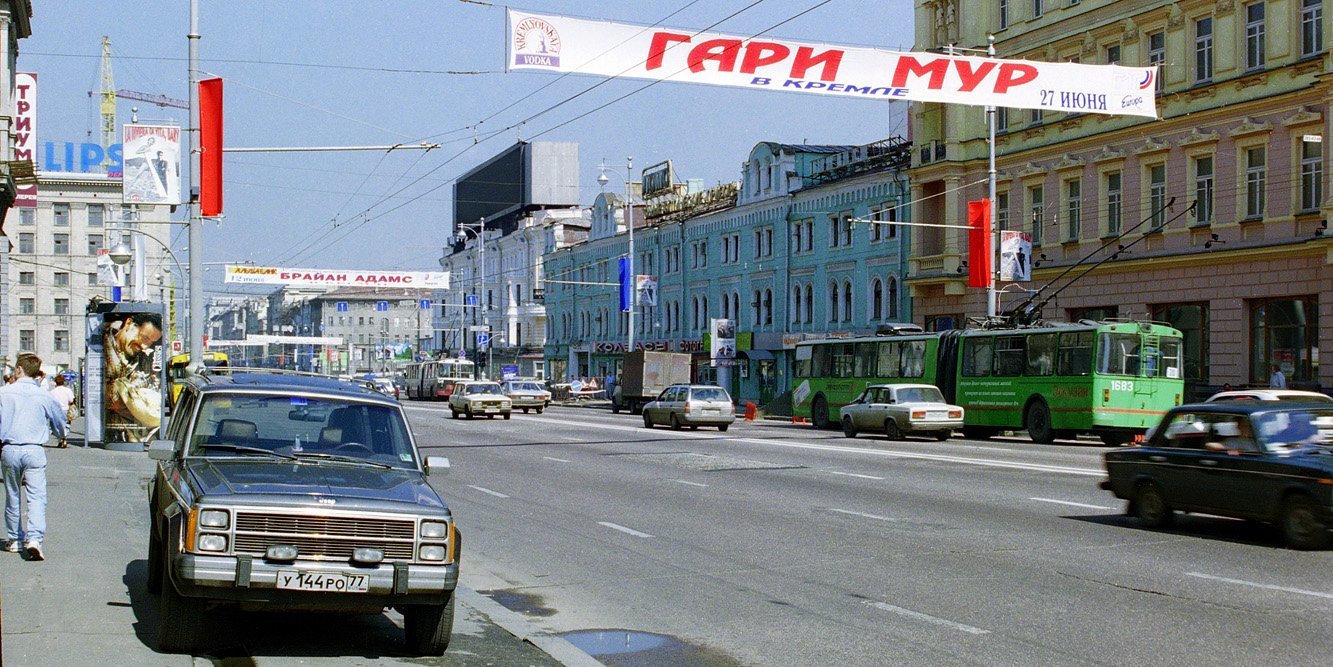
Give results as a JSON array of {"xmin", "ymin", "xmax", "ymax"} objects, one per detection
[{"xmin": 793, "ymin": 320, "xmax": 1185, "ymax": 444}]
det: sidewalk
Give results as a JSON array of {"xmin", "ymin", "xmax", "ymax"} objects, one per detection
[{"xmin": 0, "ymin": 429, "xmax": 596, "ymax": 666}]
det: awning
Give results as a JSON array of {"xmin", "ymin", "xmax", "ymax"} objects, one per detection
[{"xmin": 740, "ymin": 349, "xmax": 774, "ymax": 361}]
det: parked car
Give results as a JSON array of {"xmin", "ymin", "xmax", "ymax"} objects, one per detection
[
  {"xmin": 448, "ymin": 381, "xmax": 512, "ymax": 419},
  {"xmin": 356, "ymin": 374, "xmax": 400, "ymax": 400},
  {"xmin": 147, "ymin": 370, "xmax": 458, "ymax": 655},
  {"xmin": 839, "ymin": 384, "xmax": 964, "ymax": 441},
  {"xmin": 500, "ymin": 380, "xmax": 551, "ymax": 413},
  {"xmin": 1206, "ymin": 389, "xmax": 1332, "ymax": 403},
  {"xmin": 642, "ymin": 384, "xmax": 735, "ymax": 431},
  {"xmin": 1101, "ymin": 401, "xmax": 1333, "ymax": 549}
]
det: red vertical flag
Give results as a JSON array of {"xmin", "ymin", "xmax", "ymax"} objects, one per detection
[
  {"xmin": 199, "ymin": 77, "xmax": 224, "ymax": 216},
  {"xmin": 967, "ymin": 199, "xmax": 992, "ymax": 289}
]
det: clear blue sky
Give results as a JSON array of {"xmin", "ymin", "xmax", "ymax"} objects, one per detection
[{"xmin": 27, "ymin": 0, "xmax": 914, "ymax": 299}]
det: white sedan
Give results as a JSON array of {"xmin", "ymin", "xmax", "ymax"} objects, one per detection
[{"xmin": 839, "ymin": 383, "xmax": 964, "ymax": 441}]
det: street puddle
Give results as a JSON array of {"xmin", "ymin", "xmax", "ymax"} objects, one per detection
[
  {"xmin": 558, "ymin": 629, "xmax": 741, "ymax": 666},
  {"xmin": 480, "ymin": 589, "xmax": 558, "ymax": 616}
]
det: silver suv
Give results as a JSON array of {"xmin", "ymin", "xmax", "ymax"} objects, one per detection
[
  {"xmin": 642, "ymin": 384, "xmax": 736, "ymax": 431},
  {"xmin": 147, "ymin": 371, "xmax": 458, "ymax": 655}
]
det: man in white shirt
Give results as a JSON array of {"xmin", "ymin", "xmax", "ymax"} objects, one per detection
[
  {"xmin": 1270, "ymin": 365, "xmax": 1288, "ymax": 389},
  {"xmin": 48, "ymin": 375, "xmax": 75, "ymax": 448}
]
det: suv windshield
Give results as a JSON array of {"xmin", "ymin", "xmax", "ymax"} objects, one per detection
[{"xmin": 188, "ymin": 393, "xmax": 417, "ymax": 469}]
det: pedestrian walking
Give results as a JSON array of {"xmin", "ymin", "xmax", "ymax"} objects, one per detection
[
  {"xmin": 1, "ymin": 354, "xmax": 68, "ymax": 561},
  {"xmin": 1270, "ymin": 364, "xmax": 1288, "ymax": 389},
  {"xmin": 48, "ymin": 374, "xmax": 76, "ymax": 448}
]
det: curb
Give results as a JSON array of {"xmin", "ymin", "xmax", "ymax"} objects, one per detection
[{"xmin": 456, "ymin": 588, "xmax": 604, "ymax": 667}]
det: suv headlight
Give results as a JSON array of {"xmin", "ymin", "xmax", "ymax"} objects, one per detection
[
  {"xmin": 198, "ymin": 509, "xmax": 230, "ymax": 529},
  {"xmin": 197, "ymin": 534, "xmax": 228, "ymax": 552},
  {"xmin": 419, "ymin": 545, "xmax": 447, "ymax": 561},
  {"xmin": 420, "ymin": 520, "xmax": 449, "ymax": 539}
]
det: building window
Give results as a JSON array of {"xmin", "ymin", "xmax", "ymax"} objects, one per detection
[
  {"xmin": 887, "ymin": 277, "xmax": 900, "ymax": 319},
  {"xmin": 828, "ymin": 282, "xmax": 840, "ymax": 323},
  {"xmin": 996, "ymin": 191, "xmax": 1010, "ymax": 231},
  {"xmin": 19, "ymin": 208, "xmax": 34, "ymax": 226},
  {"xmin": 1194, "ymin": 17, "xmax": 1213, "ymax": 83},
  {"xmin": 1245, "ymin": 146, "xmax": 1266, "ymax": 218},
  {"xmin": 999, "ymin": 0, "xmax": 1008, "ymax": 29},
  {"xmin": 872, "ymin": 278, "xmax": 884, "ymax": 320},
  {"xmin": 88, "ymin": 273, "xmax": 98, "ymax": 286},
  {"xmin": 1149, "ymin": 164, "xmax": 1167, "ymax": 227},
  {"xmin": 53, "ymin": 203, "xmax": 70, "ymax": 226},
  {"xmin": 19, "ymin": 271, "xmax": 34, "ymax": 285},
  {"xmin": 842, "ymin": 281, "xmax": 853, "ymax": 323},
  {"xmin": 54, "ymin": 330, "xmax": 69, "ymax": 352},
  {"xmin": 1065, "ymin": 178, "xmax": 1081, "ymax": 241},
  {"xmin": 1105, "ymin": 172, "xmax": 1122, "ymax": 235},
  {"xmin": 792, "ymin": 286, "xmax": 803, "ymax": 325},
  {"xmin": 54, "ymin": 234, "xmax": 69, "ymax": 255},
  {"xmin": 1152, "ymin": 303, "xmax": 1209, "ymax": 384},
  {"xmin": 1105, "ymin": 44, "xmax": 1121, "ymax": 65},
  {"xmin": 19, "ymin": 298, "xmax": 34, "ymax": 314},
  {"xmin": 54, "ymin": 298, "xmax": 69, "ymax": 315},
  {"xmin": 88, "ymin": 204, "xmax": 105, "ymax": 227},
  {"xmin": 1245, "ymin": 2, "xmax": 1266, "ymax": 70},
  {"xmin": 1028, "ymin": 185, "xmax": 1044, "ymax": 245},
  {"xmin": 803, "ymin": 220, "xmax": 814, "ymax": 251},
  {"xmin": 1148, "ymin": 31, "xmax": 1166, "ymax": 94},
  {"xmin": 803, "ymin": 284, "xmax": 813, "ymax": 323},
  {"xmin": 1032, "ymin": 0, "xmax": 1043, "ymax": 18},
  {"xmin": 19, "ymin": 232, "xmax": 33, "ymax": 253},
  {"xmin": 1300, "ymin": 139, "xmax": 1323, "ymax": 212},
  {"xmin": 763, "ymin": 289, "xmax": 773, "ymax": 326},
  {"xmin": 1303, "ymin": 0, "xmax": 1324, "ymax": 56},
  {"xmin": 19, "ymin": 330, "xmax": 34, "ymax": 351},
  {"xmin": 995, "ymin": 106, "xmax": 1009, "ymax": 132},
  {"xmin": 1250, "ymin": 296, "xmax": 1318, "ymax": 384},
  {"xmin": 88, "ymin": 233, "xmax": 104, "ymax": 255},
  {"xmin": 1029, "ymin": 107, "xmax": 1043, "ymax": 125},
  {"xmin": 1193, "ymin": 156, "xmax": 1214, "ymax": 224}
]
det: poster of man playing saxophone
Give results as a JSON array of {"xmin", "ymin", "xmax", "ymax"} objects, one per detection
[{"xmin": 102, "ymin": 312, "xmax": 164, "ymax": 444}]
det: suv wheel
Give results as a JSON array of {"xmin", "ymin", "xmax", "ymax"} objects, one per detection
[
  {"xmin": 404, "ymin": 593, "xmax": 456, "ymax": 656},
  {"xmin": 157, "ymin": 551, "xmax": 206, "ymax": 653}
]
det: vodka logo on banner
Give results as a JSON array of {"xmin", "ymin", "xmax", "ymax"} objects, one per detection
[
  {"xmin": 511, "ymin": 15, "xmax": 562, "ymax": 68},
  {"xmin": 1000, "ymin": 231, "xmax": 1033, "ymax": 282}
]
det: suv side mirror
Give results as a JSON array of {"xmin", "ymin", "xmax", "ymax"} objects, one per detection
[
  {"xmin": 424, "ymin": 456, "xmax": 450, "ymax": 477},
  {"xmin": 148, "ymin": 439, "xmax": 176, "ymax": 461}
]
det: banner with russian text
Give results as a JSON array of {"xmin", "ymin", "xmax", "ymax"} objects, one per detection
[
  {"xmin": 224, "ymin": 265, "xmax": 450, "ymax": 289},
  {"xmin": 506, "ymin": 9, "xmax": 1157, "ymax": 118}
]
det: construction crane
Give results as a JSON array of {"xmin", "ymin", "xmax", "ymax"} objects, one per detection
[
  {"xmin": 115, "ymin": 89, "xmax": 188, "ymax": 109},
  {"xmin": 88, "ymin": 36, "xmax": 187, "ymax": 172}
]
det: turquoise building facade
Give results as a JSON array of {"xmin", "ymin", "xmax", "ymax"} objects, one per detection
[{"xmin": 544, "ymin": 138, "xmax": 912, "ymax": 410}]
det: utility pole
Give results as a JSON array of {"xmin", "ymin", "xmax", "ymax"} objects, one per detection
[{"xmin": 187, "ymin": 0, "xmax": 204, "ymax": 372}]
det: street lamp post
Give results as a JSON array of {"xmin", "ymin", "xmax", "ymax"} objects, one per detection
[
  {"xmin": 598, "ymin": 158, "xmax": 635, "ymax": 351},
  {"xmin": 455, "ymin": 217, "xmax": 488, "ymax": 379}
]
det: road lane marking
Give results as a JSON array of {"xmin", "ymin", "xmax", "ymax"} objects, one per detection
[
  {"xmin": 467, "ymin": 485, "xmax": 510, "ymax": 498},
  {"xmin": 520, "ymin": 416, "xmax": 1103, "ymax": 477},
  {"xmin": 1186, "ymin": 572, "xmax": 1333, "ymax": 600},
  {"xmin": 864, "ymin": 601, "xmax": 990, "ymax": 635},
  {"xmin": 544, "ymin": 456, "xmax": 571, "ymax": 463},
  {"xmin": 827, "ymin": 471, "xmax": 885, "ymax": 480},
  {"xmin": 1029, "ymin": 497, "xmax": 1115, "ymax": 511},
  {"xmin": 558, "ymin": 436, "xmax": 582, "ymax": 441},
  {"xmin": 830, "ymin": 508, "xmax": 897, "ymax": 522},
  {"xmin": 598, "ymin": 521, "xmax": 654, "ymax": 538},
  {"xmin": 674, "ymin": 479, "xmax": 708, "ymax": 487}
]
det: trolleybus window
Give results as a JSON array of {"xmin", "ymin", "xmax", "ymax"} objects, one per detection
[
  {"xmin": 1159, "ymin": 338, "xmax": 1183, "ymax": 379},
  {"xmin": 1057, "ymin": 331, "xmax": 1094, "ymax": 376},
  {"xmin": 854, "ymin": 342, "xmax": 877, "ymax": 377},
  {"xmin": 877, "ymin": 341, "xmax": 902, "ymax": 378},
  {"xmin": 902, "ymin": 340, "xmax": 926, "ymax": 377},
  {"xmin": 1025, "ymin": 333, "xmax": 1057, "ymax": 376},
  {"xmin": 1098, "ymin": 333, "xmax": 1141, "ymax": 376},
  {"xmin": 811, "ymin": 345, "xmax": 831, "ymax": 377},
  {"xmin": 994, "ymin": 336, "xmax": 1026, "ymax": 376},
  {"xmin": 832, "ymin": 343, "xmax": 854, "ymax": 378},
  {"xmin": 962, "ymin": 337, "xmax": 992, "ymax": 377}
]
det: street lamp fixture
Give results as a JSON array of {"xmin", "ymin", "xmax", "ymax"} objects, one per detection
[{"xmin": 109, "ymin": 242, "xmax": 134, "ymax": 266}]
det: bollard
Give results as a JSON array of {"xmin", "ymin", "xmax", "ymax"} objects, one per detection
[{"xmin": 744, "ymin": 401, "xmax": 757, "ymax": 421}]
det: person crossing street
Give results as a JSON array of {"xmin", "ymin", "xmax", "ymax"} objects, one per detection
[{"xmin": 1, "ymin": 354, "xmax": 68, "ymax": 561}]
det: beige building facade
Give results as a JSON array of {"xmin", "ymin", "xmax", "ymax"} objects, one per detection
[{"xmin": 908, "ymin": 0, "xmax": 1332, "ymax": 396}]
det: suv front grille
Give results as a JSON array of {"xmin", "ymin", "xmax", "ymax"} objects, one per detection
[{"xmin": 234, "ymin": 511, "xmax": 416, "ymax": 562}]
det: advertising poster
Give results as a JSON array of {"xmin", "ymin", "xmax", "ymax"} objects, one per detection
[
  {"xmin": 14, "ymin": 72, "xmax": 36, "ymax": 207},
  {"xmin": 636, "ymin": 275, "xmax": 658, "ymax": 307},
  {"xmin": 711, "ymin": 318, "xmax": 736, "ymax": 367},
  {"xmin": 102, "ymin": 311, "xmax": 165, "ymax": 444},
  {"xmin": 122, "ymin": 124, "xmax": 181, "ymax": 205},
  {"xmin": 225, "ymin": 264, "xmax": 450, "ymax": 289},
  {"xmin": 999, "ymin": 230, "xmax": 1033, "ymax": 282}
]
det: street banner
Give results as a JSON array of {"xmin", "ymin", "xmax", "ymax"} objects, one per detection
[
  {"xmin": 122, "ymin": 124, "xmax": 181, "ymax": 205},
  {"xmin": 619, "ymin": 257, "xmax": 632, "ymax": 312},
  {"xmin": 506, "ymin": 9, "xmax": 1158, "ymax": 118},
  {"xmin": 199, "ymin": 78, "xmax": 224, "ymax": 216},
  {"xmin": 710, "ymin": 318, "xmax": 736, "ymax": 367},
  {"xmin": 636, "ymin": 275, "xmax": 658, "ymax": 307},
  {"xmin": 14, "ymin": 72, "xmax": 36, "ymax": 207},
  {"xmin": 224, "ymin": 265, "xmax": 450, "ymax": 289},
  {"xmin": 1000, "ymin": 230, "xmax": 1033, "ymax": 282},
  {"xmin": 967, "ymin": 199, "xmax": 992, "ymax": 289}
]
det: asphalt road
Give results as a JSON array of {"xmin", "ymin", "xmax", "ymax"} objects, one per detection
[{"xmin": 410, "ymin": 403, "xmax": 1333, "ymax": 667}]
